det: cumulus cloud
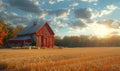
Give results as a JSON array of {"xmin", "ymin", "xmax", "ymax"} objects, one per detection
[
  {"xmin": 111, "ymin": 31, "xmax": 120, "ymax": 35},
  {"xmin": 49, "ymin": 17, "xmax": 66, "ymax": 32},
  {"xmin": 107, "ymin": 5, "xmax": 118, "ymax": 10},
  {"xmin": 0, "ymin": 12, "xmax": 8, "ymax": 20},
  {"xmin": 74, "ymin": 8, "xmax": 92, "ymax": 19},
  {"xmin": 48, "ymin": 0, "xmax": 64, "ymax": 5},
  {"xmin": 81, "ymin": 0, "xmax": 98, "ymax": 2},
  {"xmin": 49, "ymin": 0, "xmax": 56, "ymax": 5},
  {"xmin": 0, "ymin": 0, "xmax": 34, "ymax": 26},
  {"xmin": 97, "ymin": 19, "xmax": 120, "ymax": 29},
  {"xmin": 70, "ymin": 2, "xmax": 79, "ymax": 7},
  {"xmin": 0, "ymin": 11, "xmax": 30, "ymax": 25},
  {"xmin": 0, "ymin": 0, "xmax": 9, "ymax": 12},
  {"xmin": 92, "ymin": 10, "xmax": 111, "ymax": 18},
  {"xmin": 68, "ymin": 19, "xmax": 86, "ymax": 29},
  {"xmin": 53, "ymin": 21, "xmax": 65, "ymax": 28},
  {"xmin": 92, "ymin": 5, "xmax": 118, "ymax": 19},
  {"xmin": 8, "ymin": 0, "xmax": 48, "ymax": 19},
  {"xmin": 110, "ymin": 27, "xmax": 120, "ymax": 35},
  {"xmin": 48, "ymin": 9, "xmax": 71, "ymax": 18},
  {"xmin": 0, "ymin": 0, "xmax": 4, "ymax": 11},
  {"xmin": 8, "ymin": 0, "xmax": 41, "ymax": 14},
  {"xmin": 57, "ymin": 0, "xmax": 64, "ymax": 2},
  {"xmin": 51, "ymin": 18, "xmax": 66, "ymax": 28},
  {"xmin": 37, "ymin": 12, "xmax": 47, "ymax": 18}
]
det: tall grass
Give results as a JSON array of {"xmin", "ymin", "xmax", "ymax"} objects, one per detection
[{"xmin": 0, "ymin": 47, "xmax": 120, "ymax": 71}]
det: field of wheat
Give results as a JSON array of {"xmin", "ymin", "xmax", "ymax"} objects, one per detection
[{"xmin": 0, "ymin": 47, "xmax": 120, "ymax": 71}]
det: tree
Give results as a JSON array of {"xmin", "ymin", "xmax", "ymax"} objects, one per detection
[
  {"xmin": 0, "ymin": 20, "xmax": 24, "ymax": 47},
  {"xmin": 12, "ymin": 25, "xmax": 24, "ymax": 37},
  {"xmin": 62, "ymin": 36, "xmax": 70, "ymax": 47},
  {"xmin": 55, "ymin": 35, "xmax": 120, "ymax": 47},
  {"xmin": 54, "ymin": 36, "xmax": 62, "ymax": 46},
  {"xmin": 0, "ymin": 31, "xmax": 7, "ymax": 45},
  {"xmin": 0, "ymin": 20, "xmax": 7, "ymax": 46}
]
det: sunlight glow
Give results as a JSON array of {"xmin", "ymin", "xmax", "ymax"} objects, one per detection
[{"xmin": 89, "ymin": 23, "xmax": 112, "ymax": 38}]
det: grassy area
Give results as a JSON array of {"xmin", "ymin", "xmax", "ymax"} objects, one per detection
[{"xmin": 0, "ymin": 47, "xmax": 120, "ymax": 71}]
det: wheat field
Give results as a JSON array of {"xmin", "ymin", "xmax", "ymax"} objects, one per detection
[{"xmin": 0, "ymin": 47, "xmax": 120, "ymax": 71}]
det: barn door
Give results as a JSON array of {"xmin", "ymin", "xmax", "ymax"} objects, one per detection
[
  {"xmin": 41, "ymin": 36, "xmax": 48, "ymax": 48},
  {"xmin": 41, "ymin": 36, "xmax": 44, "ymax": 47},
  {"xmin": 44, "ymin": 38, "xmax": 47, "ymax": 47}
]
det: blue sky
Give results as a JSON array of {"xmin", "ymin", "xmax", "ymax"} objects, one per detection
[{"xmin": 0, "ymin": 0, "xmax": 120, "ymax": 38}]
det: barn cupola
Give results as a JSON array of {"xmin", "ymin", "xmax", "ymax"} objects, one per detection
[{"xmin": 33, "ymin": 21, "xmax": 38, "ymax": 26}]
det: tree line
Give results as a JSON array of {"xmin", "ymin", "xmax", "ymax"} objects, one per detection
[
  {"xmin": 55, "ymin": 35, "xmax": 120, "ymax": 47},
  {"xmin": 0, "ymin": 20, "xmax": 24, "ymax": 47}
]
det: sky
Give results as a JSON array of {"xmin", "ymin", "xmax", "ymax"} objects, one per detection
[{"xmin": 0, "ymin": 0, "xmax": 120, "ymax": 38}]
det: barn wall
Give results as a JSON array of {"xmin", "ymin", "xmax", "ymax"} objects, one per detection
[{"xmin": 36, "ymin": 23, "xmax": 54, "ymax": 48}]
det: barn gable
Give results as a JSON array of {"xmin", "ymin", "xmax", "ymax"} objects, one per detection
[{"xmin": 36, "ymin": 23, "xmax": 54, "ymax": 35}]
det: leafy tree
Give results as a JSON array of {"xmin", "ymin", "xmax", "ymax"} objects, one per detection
[
  {"xmin": 55, "ymin": 35, "xmax": 120, "ymax": 47},
  {"xmin": 62, "ymin": 36, "xmax": 70, "ymax": 46},
  {"xmin": 0, "ymin": 20, "xmax": 24, "ymax": 47},
  {"xmin": 0, "ymin": 30, "xmax": 7, "ymax": 45},
  {"xmin": 55, "ymin": 36, "xmax": 62, "ymax": 46},
  {"xmin": 0, "ymin": 20, "xmax": 7, "ymax": 46},
  {"xmin": 12, "ymin": 25, "xmax": 24, "ymax": 37}
]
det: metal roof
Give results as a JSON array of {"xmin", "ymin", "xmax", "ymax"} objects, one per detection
[
  {"xmin": 9, "ymin": 36, "xmax": 31, "ymax": 40},
  {"xmin": 18, "ymin": 21, "xmax": 46, "ymax": 35}
]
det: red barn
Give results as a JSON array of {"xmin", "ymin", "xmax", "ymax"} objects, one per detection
[{"xmin": 8, "ymin": 21, "xmax": 54, "ymax": 48}]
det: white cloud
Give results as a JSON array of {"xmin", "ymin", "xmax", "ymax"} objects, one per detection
[
  {"xmin": 92, "ymin": 10, "xmax": 112, "ymax": 18},
  {"xmin": 93, "ymin": 3, "xmax": 97, "ymax": 6},
  {"xmin": 0, "ymin": 11, "xmax": 8, "ymax": 20},
  {"xmin": 55, "ymin": 21, "xmax": 65, "ymax": 28},
  {"xmin": 0, "ymin": 0, "xmax": 8, "ymax": 12},
  {"xmin": 0, "ymin": 0, "xmax": 2, "ymax": 5},
  {"xmin": 70, "ymin": 2, "xmax": 79, "ymax": 7},
  {"xmin": 8, "ymin": 0, "xmax": 41, "ymax": 13},
  {"xmin": 68, "ymin": 19, "xmax": 86, "ymax": 29},
  {"xmin": 48, "ymin": 9, "xmax": 71, "ymax": 18},
  {"xmin": 38, "ymin": 13, "xmax": 46, "ymax": 18},
  {"xmin": 57, "ymin": 9, "xmax": 70, "ymax": 18},
  {"xmin": 92, "ymin": 5, "xmax": 118, "ymax": 19},
  {"xmin": 57, "ymin": 0, "xmax": 64, "ymax": 2},
  {"xmin": 68, "ymin": 20, "xmax": 120, "ymax": 36},
  {"xmin": 49, "ymin": 0, "xmax": 56, "ymax": 5},
  {"xmin": 67, "ymin": 26, "xmax": 89, "ymax": 36},
  {"xmin": 107, "ymin": 5, "xmax": 118, "ymax": 10},
  {"xmin": 0, "ymin": 11, "xmax": 30, "ymax": 25},
  {"xmin": 48, "ymin": 0, "xmax": 64, "ymax": 5},
  {"xmin": 8, "ymin": 0, "xmax": 49, "ymax": 21},
  {"xmin": 54, "ymin": 29, "xmax": 58, "ymax": 33},
  {"xmin": 42, "ymin": 1, "xmax": 45, "ymax": 4},
  {"xmin": 48, "ymin": 17, "xmax": 67, "ymax": 33},
  {"xmin": 51, "ymin": 18, "xmax": 65, "ymax": 28},
  {"xmin": 68, "ymin": 28, "xmax": 81, "ymax": 35},
  {"xmin": 98, "ymin": 19, "xmax": 120, "ymax": 29},
  {"xmin": 81, "ymin": 0, "xmax": 98, "ymax": 2},
  {"xmin": 34, "ymin": 0, "xmax": 39, "ymax": 6},
  {"xmin": 0, "ymin": 0, "xmax": 4, "ymax": 11}
]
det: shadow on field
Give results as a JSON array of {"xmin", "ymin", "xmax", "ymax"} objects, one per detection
[{"xmin": 0, "ymin": 62, "xmax": 8, "ymax": 70}]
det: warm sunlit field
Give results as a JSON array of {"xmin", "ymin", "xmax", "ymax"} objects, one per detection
[{"xmin": 0, "ymin": 47, "xmax": 120, "ymax": 71}]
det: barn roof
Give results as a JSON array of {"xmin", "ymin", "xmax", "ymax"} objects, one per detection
[
  {"xmin": 9, "ymin": 36, "xmax": 31, "ymax": 40},
  {"xmin": 18, "ymin": 21, "xmax": 46, "ymax": 35}
]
